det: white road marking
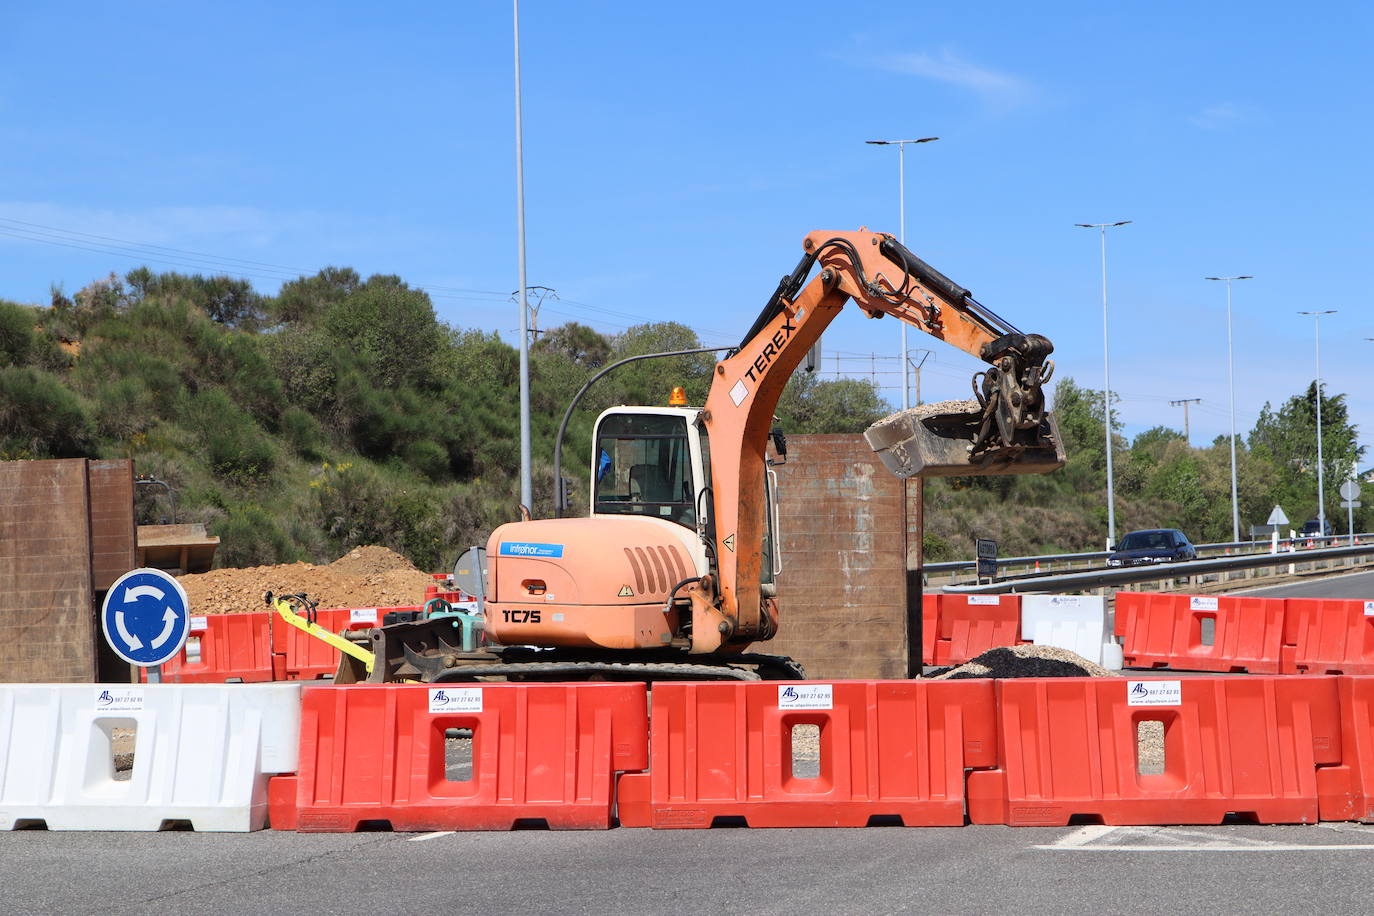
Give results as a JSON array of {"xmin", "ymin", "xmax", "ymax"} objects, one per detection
[
  {"xmin": 1036, "ymin": 843, "xmax": 1374, "ymax": 852},
  {"xmin": 1034, "ymin": 823, "xmax": 1374, "ymax": 851},
  {"xmin": 407, "ymin": 831, "xmax": 455, "ymax": 842},
  {"xmin": 1047, "ymin": 824, "xmax": 1120, "ymax": 847}
]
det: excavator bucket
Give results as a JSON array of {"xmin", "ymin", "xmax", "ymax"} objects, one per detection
[{"xmin": 864, "ymin": 399, "xmax": 1066, "ymax": 478}]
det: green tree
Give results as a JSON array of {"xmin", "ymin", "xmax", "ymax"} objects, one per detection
[
  {"xmin": 270, "ymin": 266, "xmax": 362, "ymax": 325},
  {"xmin": 1249, "ymin": 382, "xmax": 1364, "ymax": 523},
  {"xmin": 774, "ymin": 372, "xmax": 891, "ymax": 433},
  {"xmin": 320, "ymin": 275, "xmax": 445, "ymax": 390},
  {"xmin": 535, "ymin": 322, "xmax": 611, "ymax": 368}
]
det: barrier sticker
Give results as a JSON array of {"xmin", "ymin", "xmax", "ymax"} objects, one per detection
[
  {"xmin": 967, "ymin": 595, "xmax": 1001, "ymax": 606},
  {"xmin": 95, "ymin": 688, "xmax": 144, "ymax": 713},
  {"xmin": 429, "ymin": 687, "xmax": 483, "ymax": 714},
  {"xmin": 350, "ymin": 608, "xmax": 378, "ymax": 624},
  {"xmin": 1127, "ymin": 680, "xmax": 1182, "ymax": 707},
  {"xmin": 189, "ymin": 615, "xmax": 208, "ymax": 632},
  {"xmin": 1364, "ymin": 601, "xmax": 1374, "ymax": 616},
  {"xmin": 1047, "ymin": 595, "xmax": 1083, "ymax": 607},
  {"xmin": 778, "ymin": 684, "xmax": 832, "ymax": 710},
  {"xmin": 1189, "ymin": 596, "xmax": 1219, "ymax": 611}
]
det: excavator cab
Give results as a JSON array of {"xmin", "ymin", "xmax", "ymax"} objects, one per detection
[
  {"xmin": 592, "ymin": 409, "xmax": 703, "ymax": 528},
  {"xmin": 590, "ymin": 405, "xmax": 781, "ymax": 589}
]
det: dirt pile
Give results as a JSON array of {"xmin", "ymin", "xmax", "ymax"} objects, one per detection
[
  {"xmin": 928, "ymin": 644, "xmax": 1111, "ymax": 680},
  {"xmin": 178, "ymin": 546, "xmax": 437, "ymax": 614}
]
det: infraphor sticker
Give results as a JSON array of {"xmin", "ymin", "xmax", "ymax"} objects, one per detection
[
  {"xmin": 1189, "ymin": 596, "xmax": 1219, "ymax": 611},
  {"xmin": 189, "ymin": 615, "xmax": 208, "ymax": 632},
  {"xmin": 967, "ymin": 595, "xmax": 1001, "ymax": 606},
  {"xmin": 778, "ymin": 684, "xmax": 832, "ymax": 710},
  {"xmin": 429, "ymin": 687, "xmax": 483, "ymax": 714},
  {"xmin": 95, "ymin": 688, "xmax": 144, "ymax": 713},
  {"xmin": 1364, "ymin": 601, "xmax": 1374, "ymax": 617},
  {"xmin": 350, "ymin": 608, "xmax": 378, "ymax": 624},
  {"xmin": 1047, "ymin": 595, "xmax": 1083, "ymax": 607},
  {"xmin": 1127, "ymin": 680, "xmax": 1182, "ymax": 707}
]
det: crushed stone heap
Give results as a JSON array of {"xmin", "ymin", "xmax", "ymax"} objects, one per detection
[
  {"xmin": 927, "ymin": 644, "xmax": 1111, "ymax": 680},
  {"xmin": 177, "ymin": 545, "xmax": 437, "ymax": 615}
]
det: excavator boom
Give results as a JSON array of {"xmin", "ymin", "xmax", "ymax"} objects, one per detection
[{"xmin": 695, "ymin": 229, "xmax": 1064, "ymax": 650}]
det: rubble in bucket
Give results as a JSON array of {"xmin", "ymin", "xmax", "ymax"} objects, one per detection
[{"xmin": 927, "ymin": 644, "xmax": 1111, "ymax": 680}]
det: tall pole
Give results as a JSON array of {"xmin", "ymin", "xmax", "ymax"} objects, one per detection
[
  {"xmin": 513, "ymin": 0, "xmax": 532, "ymax": 510},
  {"xmin": 1300, "ymin": 310, "xmax": 1337, "ymax": 534},
  {"xmin": 1076, "ymin": 220, "xmax": 1132, "ymax": 549},
  {"xmin": 867, "ymin": 137, "xmax": 938, "ymax": 411},
  {"xmin": 1207, "ymin": 275, "xmax": 1252, "ymax": 542},
  {"xmin": 899, "ymin": 141, "xmax": 907, "ymax": 411}
]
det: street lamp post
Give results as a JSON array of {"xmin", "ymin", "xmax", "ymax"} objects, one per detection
[
  {"xmin": 1300, "ymin": 309, "xmax": 1337, "ymax": 534},
  {"xmin": 1206, "ymin": 275, "xmax": 1253, "ymax": 542},
  {"xmin": 512, "ymin": 0, "xmax": 533, "ymax": 511},
  {"xmin": 867, "ymin": 137, "xmax": 938, "ymax": 411},
  {"xmin": 1075, "ymin": 220, "xmax": 1132, "ymax": 549}
]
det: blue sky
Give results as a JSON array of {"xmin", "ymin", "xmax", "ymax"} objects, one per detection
[{"xmin": 3, "ymin": 1, "xmax": 1372, "ymax": 455}]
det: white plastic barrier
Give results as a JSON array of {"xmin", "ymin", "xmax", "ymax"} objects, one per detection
[
  {"xmin": 0, "ymin": 683, "xmax": 300, "ymax": 831},
  {"xmin": 1020, "ymin": 595, "xmax": 1120, "ymax": 669}
]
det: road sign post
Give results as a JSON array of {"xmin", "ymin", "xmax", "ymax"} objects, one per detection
[
  {"xmin": 1341, "ymin": 480, "xmax": 1361, "ymax": 546},
  {"xmin": 975, "ymin": 538, "xmax": 998, "ymax": 583},
  {"xmin": 1265, "ymin": 505, "xmax": 1289, "ymax": 555},
  {"xmin": 101, "ymin": 568, "xmax": 191, "ymax": 683}
]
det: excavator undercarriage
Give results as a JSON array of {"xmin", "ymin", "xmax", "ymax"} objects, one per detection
[{"xmin": 333, "ymin": 615, "xmax": 806, "ymax": 683}]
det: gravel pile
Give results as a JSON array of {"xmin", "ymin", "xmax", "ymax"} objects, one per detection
[
  {"xmin": 178, "ymin": 546, "xmax": 436, "ymax": 614},
  {"xmin": 882, "ymin": 398, "xmax": 983, "ymax": 423},
  {"xmin": 929, "ymin": 644, "xmax": 1111, "ymax": 680}
]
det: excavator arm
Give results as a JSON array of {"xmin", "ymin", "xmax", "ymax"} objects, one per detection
[{"xmin": 688, "ymin": 229, "xmax": 1063, "ymax": 652}]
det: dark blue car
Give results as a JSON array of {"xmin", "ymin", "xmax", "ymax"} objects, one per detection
[{"xmin": 1107, "ymin": 529, "xmax": 1196, "ymax": 567}]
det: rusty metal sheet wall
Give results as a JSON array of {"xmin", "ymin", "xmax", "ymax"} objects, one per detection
[
  {"xmin": 0, "ymin": 459, "xmax": 96, "ymax": 682},
  {"xmin": 87, "ymin": 459, "xmax": 136, "ymax": 591},
  {"xmin": 768, "ymin": 435, "xmax": 910, "ymax": 679}
]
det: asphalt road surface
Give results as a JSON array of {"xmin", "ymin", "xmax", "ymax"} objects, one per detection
[
  {"xmin": 6, "ymin": 822, "xmax": 1374, "ymax": 915},
  {"xmin": 1237, "ymin": 568, "xmax": 1374, "ymax": 599}
]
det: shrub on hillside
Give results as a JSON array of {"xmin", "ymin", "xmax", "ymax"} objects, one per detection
[
  {"xmin": 0, "ymin": 366, "xmax": 93, "ymax": 457},
  {"xmin": 190, "ymin": 389, "xmax": 276, "ymax": 485},
  {"xmin": 280, "ymin": 407, "xmax": 327, "ymax": 460},
  {"xmin": 0, "ymin": 301, "xmax": 35, "ymax": 366},
  {"xmin": 310, "ymin": 461, "xmax": 447, "ymax": 569},
  {"xmin": 211, "ymin": 504, "xmax": 300, "ymax": 567}
]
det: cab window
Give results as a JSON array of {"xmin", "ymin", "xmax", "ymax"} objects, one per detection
[{"xmin": 595, "ymin": 414, "xmax": 695, "ymax": 527}]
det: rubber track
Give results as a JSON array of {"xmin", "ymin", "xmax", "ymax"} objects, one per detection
[{"xmin": 430, "ymin": 661, "xmax": 763, "ymax": 682}]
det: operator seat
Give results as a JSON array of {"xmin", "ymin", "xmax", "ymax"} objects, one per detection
[{"xmin": 629, "ymin": 463, "xmax": 674, "ymax": 503}]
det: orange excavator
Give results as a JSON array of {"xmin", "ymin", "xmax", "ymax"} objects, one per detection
[{"xmin": 340, "ymin": 229, "xmax": 1065, "ymax": 682}]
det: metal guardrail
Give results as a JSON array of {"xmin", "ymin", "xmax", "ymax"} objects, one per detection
[
  {"xmin": 925, "ymin": 533, "xmax": 1371, "ymax": 578},
  {"xmin": 939, "ymin": 542, "xmax": 1374, "ymax": 595}
]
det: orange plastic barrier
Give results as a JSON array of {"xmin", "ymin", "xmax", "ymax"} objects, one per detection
[
  {"xmin": 615, "ymin": 680, "xmax": 996, "ymax": 828},
  {"xmin": 273, "ymin": 606, "xmax": 418, "ymax": 680},
  {"xmin": 921, "ymin": 597, "xmax": 937, "ymax": 665},
  {"xmin": 281, "ymin": 682, "xmax": 648, "ymax": 831},
  {"xmin": 925, "ymin": 595, "xmax": 1023, "ymax": 666},
  {"xmin": 1114, "ymin": 592, "xmax": 1285, "ymax": 673},
  {"xmin": 1317, "ymin": 676, "xmax": 1374, "ymax": 821},
  {"xmin": 142, "ymin": 612, "xmax": 274, "ymax": 683},
  {"xmin": 967, "ymin": 676, "xmax": 1341, "ymax": 826},
  {"xmin": 1283, "ymin": 599, "xmax": 1374, "ymax": 675}
]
